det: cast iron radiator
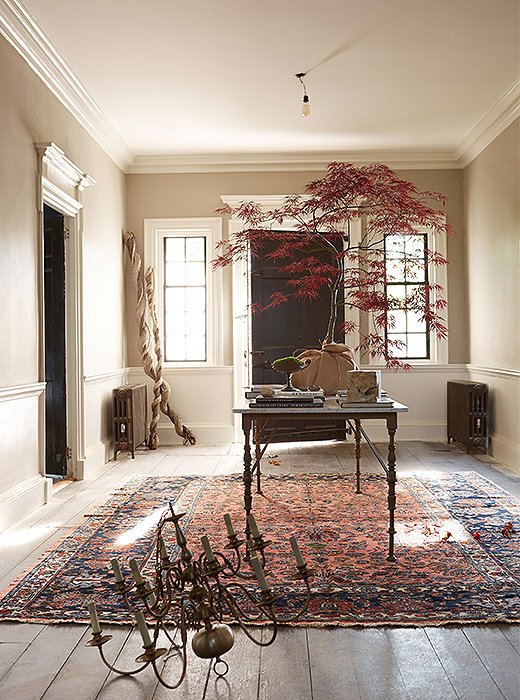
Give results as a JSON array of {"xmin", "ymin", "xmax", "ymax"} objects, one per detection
[
  {"xmin": 447, "ymin": 380, "xmax": 489, "ymax": 454},
  {"xmin": 113, "ymin": 383, "xmax": 147, "ymax": 459}
]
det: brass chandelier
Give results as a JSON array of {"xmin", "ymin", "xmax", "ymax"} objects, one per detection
[{"xmin": 86, "ymin": 504, "xmax": 313, "ymax": 689}]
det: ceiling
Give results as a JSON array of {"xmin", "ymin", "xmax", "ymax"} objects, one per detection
[{"xmin": 5, "ymin": 0, "xmax": 520, "ymax": 170}]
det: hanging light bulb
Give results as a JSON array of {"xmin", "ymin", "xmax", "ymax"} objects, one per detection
[
  {"xmin": 295, "ymin": 72, "xmax": 310, "ymax": 117},
  {"xmin": 302, "ymin": 94, "xmax": 310, "ymax": 117}
]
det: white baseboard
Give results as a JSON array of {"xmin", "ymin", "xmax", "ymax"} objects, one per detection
[
  {"xmin": 157, "ymin": 422, "xmax": 235, "ymax": 444},
  {"xmin": 83, "ymin": 437, "xmax": 113, "ymax": 477},
  {"xmin": 0, "ymin": 475, "xmax": 52, "ymax": 532},
  {"xmin": 490, "ymin": 432, "xmax": 520, "ymax": 476},
  {"xmin": 356, "ymin": 420, "xmax": 447, "ymax": 444}
]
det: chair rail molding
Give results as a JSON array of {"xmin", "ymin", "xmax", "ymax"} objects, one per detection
[
  {"xmin": 466, "ymin": 364, "xmax": 520, "ymax": 380},
  {"xmin": 0, "ymin": 382, "xmax": 46, "ymax": 402},
  {"xmin": 84, "ymin": 368, "xmax": 129, "ymax": 385}
]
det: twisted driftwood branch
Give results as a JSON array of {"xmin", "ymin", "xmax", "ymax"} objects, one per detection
[
  {"xmin": 145, "ymin": 266, "xmax": 196, "ymax": 444},
  {"xmin": 123, "ymin": 231, "xmax": 196, "ymax": 446},
  {"xmin": 144, "ymin": 267, "xmax": 163, "ymax": 449}
]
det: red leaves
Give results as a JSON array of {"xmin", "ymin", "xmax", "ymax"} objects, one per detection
[{"xmin": 213, "ymin": 162, "xmax": 451, "ymax": 364}]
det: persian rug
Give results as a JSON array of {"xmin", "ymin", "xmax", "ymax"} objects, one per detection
[{"xmin": 0, "ymin": 471, "xmax": 518, "ymax": 627}]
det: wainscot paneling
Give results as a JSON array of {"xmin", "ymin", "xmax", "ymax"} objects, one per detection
[
  {"xmin": 127, "ymin": 366, "xmax": 235, "ymax": 445},
  {"xmin": 467, "ymin": 365, "xmax": 520, "ymax": 474},
  {"xmin": 83, "ymin": 368, "xmax": 128, "ymax": 476},
  {"xmin": 0, "ymin": 383, "xmax": 52, "ymax": 532}
]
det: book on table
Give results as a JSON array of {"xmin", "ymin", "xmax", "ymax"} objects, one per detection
[
  {"xmin": 249, "ymin": 395, "xmax": 325, "ymax": 408},
  {"xmin": 248, "ymin": 400, "xmax": 325, "ymax": 409},
  {"xmin": 245, "ymin": 386, "xmax": 325, "ymax": 399},
  {"xmin": 335, "ymin": 398, "xmax": 394, "ymax": 408}
]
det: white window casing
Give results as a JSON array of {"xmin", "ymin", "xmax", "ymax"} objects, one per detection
[
  {"xmin": 144, "ymin": 217, "xmax": 224, "ymax": 367},
  {"xmin": 366, "ymin": 222, "xmax": 448, "ymax": 367}
]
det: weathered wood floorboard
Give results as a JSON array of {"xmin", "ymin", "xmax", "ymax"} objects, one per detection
[{"xmin": 0, "ymin": 441, "xmax": 517, "ymax": 700}]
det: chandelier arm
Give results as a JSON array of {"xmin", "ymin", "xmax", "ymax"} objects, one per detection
[
  {"xmin": 98, "ymin": 645, "xmax": 150, "ymax": 676},
  {"xmin": 223, "ymin": 592, "xmax": 279, "ymax": 647},
  {"xmin": 221, "ymin": 583, "xmax": 275, "ymax": 622},
  {"xmin": 149, "ymin": 642, "xmax": 188, "ymax": 690},
  {"xmin": 157, "ymin": 614, "xmax": 184, "ymax": 646},
  {"xmin": 212, "ymin": 548, "xmax": 248, "ymax": 578}
]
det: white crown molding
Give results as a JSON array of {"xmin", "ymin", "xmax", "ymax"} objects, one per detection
[
  {"xmin": 1, "ymin": 0, "xmax": 517, "ymax": 175},
  {"xmin": 455, "ymin": 80, "xmax": 520, "ymax": 167},
  {"xmin": 0, "ymin": 0, "xmax": 132, "ymax": 172},
  {"xmin": 128, "ymin": 150, "xmax": 461, "ymax": 174},
  {"xmin": 220, "ymin": 194, "xmax": 292, "ymax": 209}
]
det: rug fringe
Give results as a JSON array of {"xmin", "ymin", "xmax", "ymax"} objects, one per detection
[{"xmin": 0, "ymin": 615, "xmax": 517, "ymax": 628}]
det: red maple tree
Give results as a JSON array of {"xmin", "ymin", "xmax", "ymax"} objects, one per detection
[{"xmin": 214, "ymin": 162, "xmax": 450, "ymax": 368}]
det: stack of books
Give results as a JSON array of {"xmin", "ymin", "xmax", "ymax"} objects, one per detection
[
  {"xmin": 246, "ymin": 386, "xmax": 325, "ymax": 409},
  {"xmin": 335, "ymin": 389, "xmax": 393, "ymax": 408}
]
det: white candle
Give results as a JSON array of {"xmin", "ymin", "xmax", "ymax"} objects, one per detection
[
  {"xmin": 201, "ymin": 535, "xmax": 216, "ymax": 563},
  {"xmin": 129, "ymin": 558, "xmax": 144, "ymax": 586},
  {"xmin": 250, "ymin": 555, "xmax": 269, "ymax": 592},
  {"xmin": 110, "ymin": 558, "xmax": 124, "ymax": 583},
  {"xmin": 87, "ymin": 601, "xmax": 101, "ymax": 634},
  {"xmin": 290, "ymin": 536, "xmax": 305, "ymax": 567},
  {"xmin": 143, "ymin": 578, "xmax": 157, "ymax": 607},
  {"xmin": 223, "ymin": 513, "xmax": 236, "ymax": 537},
  {"xmin": 134, "ymin": 610, "xmax": 152, "ymax": 647},
  {"xmin": 247, "ymin": 514, "xmax": 261, "ymax": 539},
  {"xmin": 159, "ymin": 536, "xmax": 168, "ymax": 560}
]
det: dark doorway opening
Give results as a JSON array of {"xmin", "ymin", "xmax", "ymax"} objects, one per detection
[
  {"xmin": 250, "ymin": 236, "xmax": 346, "ymax": 442},
  {"xmin": 43, "ymin": 204, "xmax": 67, "ymax": 477}
]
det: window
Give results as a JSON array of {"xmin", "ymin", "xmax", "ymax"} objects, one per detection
[
  {"xmin": 144, "ymin": 218, "xmax": 223, "ymax": 365},
  {"xmin": 365, "ymin": 223, "xmax": 448, "ymax": 366},
  {"xmin": 164, "ymin": 235, "xmax": 206, "ymax": 361},
  {"xmin": 384, "ymin": 232, "xmax": 430, "ymax": 360},
  {"xmin": 376, "ymin": 225, "xmax": 448, "ymax": 365}
]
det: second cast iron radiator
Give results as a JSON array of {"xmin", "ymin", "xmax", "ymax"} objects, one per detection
[{"xmin": 113, "ymin": 383, "xmax": 147, "ymax": 459}]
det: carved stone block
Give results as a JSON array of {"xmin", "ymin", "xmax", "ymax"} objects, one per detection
[{"xmin": 342, "ymin": 370, "xmax": 381, "ymax": 403}]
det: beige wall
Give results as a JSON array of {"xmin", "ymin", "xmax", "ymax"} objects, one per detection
[
  {"xmin": 463, "ymin": 119, "xmax": 520, "ymax": 469},
  {"xmin": 0, "ymin": 34, "xmax": 126, "ymax": 524},
  {"xmin": 126, "ymin": 168, "xmax": 465, "ymax": 366},
  {"xmin": 463, "ymin": 120, "xmax": 520, "ymax": 370},
  {"xmin": 0, "ymin": 35, "xmax": 126, "ymax": 383}
]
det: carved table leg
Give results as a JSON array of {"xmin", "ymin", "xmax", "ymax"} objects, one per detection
[
  {"xmin": 386, "ymin": 417, "xmax": 397, "ymax": 562},
  {"xmin": 254, "ymin": 419, "xmax": 262, "ymax": 494},
  {"xmin": 242, "ymin": 418, "xmax": 253, "ymax": 548},
  {"xmin": 354, "ymin": 419, "xmax": 361, "ymax": 494}
]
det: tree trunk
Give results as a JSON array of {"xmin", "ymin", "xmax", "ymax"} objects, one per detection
[{"xmin": 324, "ymin": 286, "xmax": 339, "ymax": 344}]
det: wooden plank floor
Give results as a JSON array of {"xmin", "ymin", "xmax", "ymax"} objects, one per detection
[{"xmin": 0, "ymin": 441, "xmax": 518, "ymax": 700}]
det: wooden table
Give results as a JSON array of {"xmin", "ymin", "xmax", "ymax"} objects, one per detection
[{"xmin": 233, "ymin": 398, "xmax": 408, "ymax": 561}]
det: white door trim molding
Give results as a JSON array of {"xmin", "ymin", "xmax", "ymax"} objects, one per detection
[{"xmin": 36, "ymin": 142, "xmax": 95, "ymax": 481}]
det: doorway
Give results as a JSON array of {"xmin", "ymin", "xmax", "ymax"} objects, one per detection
[
  {"xmin": 250, "ymin": 236, "xmax": 346, "ymax": 441},
  {"xmin": 43, "ymin": 204, "xmax": 67, "ymax": 477}
]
